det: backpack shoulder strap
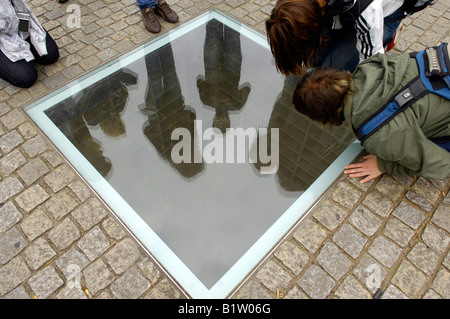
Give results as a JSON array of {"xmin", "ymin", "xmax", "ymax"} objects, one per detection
[{"xmin": 355, "ymin": 43, "xmax": 450, "ymax": 145}]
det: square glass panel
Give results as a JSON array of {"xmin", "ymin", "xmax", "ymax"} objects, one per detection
[{"xmin": 25, "ymin": 10, "xmax": 362, "ymax": 298}]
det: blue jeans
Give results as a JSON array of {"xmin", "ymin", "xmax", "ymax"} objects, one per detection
[
  {"xmin": 383, "ymin": 7, "xmax": 405, "ymax": 46},
  {"xmin": 136, "ymin": 0, "xmax": 157, "ymax": 10}
]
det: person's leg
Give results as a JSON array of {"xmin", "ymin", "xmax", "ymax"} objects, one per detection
[
  {"xmin": 154, "ymin": 0, "xmax": 179, "ymax": 23},
  {"xmin": 138, "ymin": 0, "xmax": 160, "ymax": 33},
  {"xmin": 28, "ymin": 30, "xmax": 59, "ymax": 65},
  {"xmin": 383, "ymin": 8, "xmax": 405, "ymax": 50},
  {"xmin": 318, "ymin": 29, "xmax": 359, "ymax": 73},
  {"xmin": 136, "ymin": 0, "xmax": 156, "ymax": 10},
  {"xmin": 0, "ymin": 50, "xmax": 37, "ymax": 88}
]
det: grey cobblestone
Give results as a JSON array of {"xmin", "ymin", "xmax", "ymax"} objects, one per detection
[{"xmin": 0, "ymin": 0, "xmax": 448, "ymax": 300}]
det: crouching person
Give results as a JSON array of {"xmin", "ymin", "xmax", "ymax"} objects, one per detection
[
  {"xmin": 293, "ymin": 50, "xmax": 450, "ymax": 183},
  {"xmin": 0, "ymin": 0, "xmax": 59, "ymax": 88}
]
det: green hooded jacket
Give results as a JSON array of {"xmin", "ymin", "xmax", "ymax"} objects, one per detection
[{"xmin": 343, "ymin": 52, "xmax": 450, "ymax": 180}]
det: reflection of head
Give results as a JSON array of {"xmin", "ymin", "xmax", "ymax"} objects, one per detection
[
  {"xmin": 100, "ymin": 113, "xmax": 126, "ymax": 137},
  {"xmin": 293, "ymin": 67, "xmax": 354, "ymax": 126},
  {"xmin": 265, "ymin": 0, "xmax": 326, "ymax": 75}
]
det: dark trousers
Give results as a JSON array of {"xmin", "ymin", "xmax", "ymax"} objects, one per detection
[{"xmin": 0, "ymin": 31, "xmax": 59, "ymax": 88}]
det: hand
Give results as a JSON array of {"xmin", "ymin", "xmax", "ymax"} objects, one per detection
[{"xmin": 344, "ymin": 154, "xmax": 382, "ymax": 183}]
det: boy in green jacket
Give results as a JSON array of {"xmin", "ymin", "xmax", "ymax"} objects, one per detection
[{"xmin": 293, "ymin": 52, "xmax": 450, "ymax": 183}]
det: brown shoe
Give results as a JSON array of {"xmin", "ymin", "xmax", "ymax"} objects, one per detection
[
  {"xmin": 155, "ymin": 1, "xmax": 179, "ymax": 23},
  {"xmin": 141, "ymin": 7, "xmax": 161, "ymax": 33}
]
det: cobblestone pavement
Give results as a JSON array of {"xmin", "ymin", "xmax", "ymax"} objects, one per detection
[{"xmin": 0, "ymin": 0, "xmax": 449, "ymax": 299}]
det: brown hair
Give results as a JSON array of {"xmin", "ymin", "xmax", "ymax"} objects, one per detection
[
  {"xmin": 265, "ymin": 0, "xmax": 326, "ymax": 76},
  {"xmin": 292, "ymin": 67, "xmax": 354, "ymax": 126}
]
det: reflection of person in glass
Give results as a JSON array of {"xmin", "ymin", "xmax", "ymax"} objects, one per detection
[
  {"xmin": 252, "ymin": 76, "xmax": 354, "ymax": 191},
  {"xmin": 141, "ymin": 43, "xmax": 204, "ymax": 178},
  {"xmin": 45, "ymin": 69, "xmax": 137, "ymax": 177},
  {"xmin": 197, "ymin": 19, "xmax": 251, "ymax": 134}
]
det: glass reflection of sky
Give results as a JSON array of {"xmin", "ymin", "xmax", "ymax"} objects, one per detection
[{"xmin": 25, "ymin": 10, "xmax": 362, "ymax": 298}]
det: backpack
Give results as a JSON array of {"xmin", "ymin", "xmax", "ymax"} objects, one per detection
[{"xmin": 354, "ymin": 43, "xmax": 450, "ymax": 151}]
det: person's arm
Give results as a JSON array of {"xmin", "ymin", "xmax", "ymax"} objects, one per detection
[
  {"xmin": 354, "ymin": 2, "xmax": 385, "ymax": 61},
  {"xmin": 359, "ymin": 126, "xmax": 450, "ymax": 181}
]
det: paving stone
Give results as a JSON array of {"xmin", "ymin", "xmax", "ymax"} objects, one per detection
[
  {"xmin": 0, "ymin": 202, "xmax": 22, "ymax": 233},
  {"xmin": 77, "ymin": 226, "xmax": 110, "ymax": 261},
  {"xmin": 430, "ymin": 268, "xmax": 450, "ymax": 299},
  {"xmin": 0, "ymin": 130, "xmax": 24, "ymax": 154},
  {"xmin": 334, "ymin": 275, "xmax": 371, "ymax": 299},
  {"xmin": 44, "ymin": 188, "xmax": 78, "ymax": 220},
  {"xmin": 381, "ymin": 285, "xmax": 409, "ymax": 299},
  {"xmin": 443, "ymin": 251, "xmax": 450, "ymax": 270},
  {"xmin": 20, "ymin": 208, "xmax": 53, "ymax": 241},
  {"xmin": 316, "ymin": 242, "xmax": 352, "ymax": 280},
  {"xmin": 332, "ymin": 224, "xmax": 367, "ymax": 259},
  {"xmin": 407, "ymin": 242, "xmax": 439, "ymax": 276},
  {"xmin": 353, "ymin": 254, "xmax": 387, "ymax": 293},
  {"xmin": 2, "ymin": 285, "xmax": 30, "ymax": 299},
  {"xmin": 68, "ymin": 179, "xmax": 92, "ymax": 202},
  {"xmin": 422, "ymin": 289, "xmax": 442, "ymax": 299},
  {"xmin": 14, "ymin": 184, "xmax": 50, "ymax": 212},
  {"xmin": 383, "ymin": 218, "xmax": 416, "ymax": 248},
  {"xmin": 22, "ymin": 135, "xmax": 49, "ymax": 157},
  {"xmin": 256, "ymin": 259, "xmax": 291, "ymax": 292},
  {"xmin": 47, "ymin": 217, "xmax": 81, "ymax": 251},
  {"xmin": 405, "ymin": 190, "xmax": 433, "ymax": 211},
  {"xmin": 282, "ymin": 285, "xmax": 307, "ymax": 299},
  {"xmin": 293, "ymin": 218, "xmax": 328, "ymax": 253},
  {"xmin": 392, "ymin": 260, "xmax": 428, "ymax": 298},
  {"xmin": 331, "ymin": 181, "xmax": 362, "ymax": 210},
  {"xmin": 136, "ymin": 256, "xmax": 161, "ymax": 285},
  {"xmin": 232, "ymin": 281, "xmax": 271, "ymax": 299},
  {"xmin": 102, "ymin": 216, "xmax": 127, "ymax": 241},
  {"xmin": 349, "ymin": 205, "xmax": 382, "ymax": 236},
  {"xmin": 56, "ymin": 286, "xmax": 88, "ymax": 299},
  {"xmin": 422, "ymin": 224, "xmax": 450, "ymax": 254},
  {"xmin": 367, "ymin": 235, "xmax": 402, "ymax": 268},
  {"xmin": 16, "ymin": 158, "xmax": 50, "ymax": 186},
  {"xmin": 28, "ymin": 266, "xmax": 64, "ymax": 299},
  {"xmin": 0, "ymin": 177, "xmax": 24, "ymax": 203},
  {"xmin": 0, "ymin": 149, "xmax": 26, "ymax": 176},
  {"xmin": 83, "ymin": 259, "xmax": 115, "ymax": 296},
  {"xmin": 0, "ymin": 256, "xmax": 31, "ymax": 297},
  {"xmin": 144, "ymin": 277, "xmax": 186, "ymax": 299},
  {"xmin": 43, "ymin": 164, "xmax": 76, "ymax": 192},
  {"xmin": 392, "ymin": 201, "xmax": 425, "ymax": 229},
  {"xmin": 104, "ymin": 238, "xmax": 141, "ymax": 275},
  {"xmin": 362, "ymin": 189, "xmax": 393, "ymax": 217},
  {"xmin": 375, "ymin": 175, "xmax": 404, "ymax": 201},
  {"xmin": 56, "ymin": 247, "xmax": 89, "ymax": 282},
  {"xmin": 298, "ymin": 265, "xmax": 335, "ymax": 299},
  {"xmin": 71, "ymin": 197, "xmax": 108, "ymax": 231},
  {"xmin": 0, "ymin": 227, "xmax": 27, "ymax": 264},
  {"xmin": 311, "ymin": 199, "xmax": 347, "ymax": 231},
  {"xmin": 411, "ymin": 177, "xmax": 442, "ymax": 206},
  {"xmin": 431, "ymin": 203, "xmax": 450, "ymax": 233},
  {"xmin": 274, "ymin": 240, "xmax": 309, "ymax": 275},
  {"xmin": 23, "ymin": 238, "xmax": 56, "ymax": 271},
  {"xmin": 110, "ymin": 267, "xmax": 151, "ymax": 299}
]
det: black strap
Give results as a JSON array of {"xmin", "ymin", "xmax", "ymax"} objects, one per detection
[
  {"xmin": 339, "ymin": 0, "xmax": 374, "ymax": 27},
  {"xmin": 355, "ymin": 75, "xmax": 428, "ymax": 144}
]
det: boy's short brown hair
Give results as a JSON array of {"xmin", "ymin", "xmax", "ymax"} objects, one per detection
[
  {"xmin": 293, "ymin": 67, "xmax": 354, "ymax": 126},
  {"xmin": 265, "ymin": 0, "xmax": 326, "ymax": 76}
]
